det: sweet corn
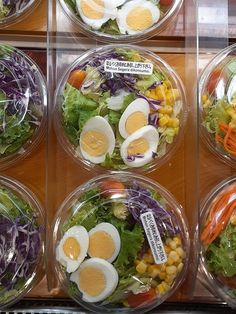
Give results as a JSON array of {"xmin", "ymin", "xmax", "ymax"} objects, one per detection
[
  {"xmin": 165, "ymin": 274, "xmax": 176, "ymax": 285},
  {"xmin": 167, "ymin": 118, "xmax": 180, "ymax": 128},
  {"xmin": 170, "ymin": 89, "xmax": 180, "ymax": 100},
  {"xmin": 143, "ymin": 253, "xmax": 154, "ymax": 264},
  {"xmin": 159, "ymin": 115, "xmax": 169, "ymax": 127},
  {"xmin": 174, "ymin": 127, "xmax": 179, "ymax": 135},
  {"xmin": 173, "ymin": 236, "xmax": 182, "ymax": 246},
  {"xmin": 159, "ymin": 105, "xmax": 173, "ymax": 115},
  {"xmin": 163, "ymin": 80, "xmax": 172, "ymax": 89},
  {"xmin": 150, "ymin": 268, "xmax": 160, "ymax": 279},
  {"xmin": 158, "ymin": 271, "xmax": 166, "ymax": 280},
  {"xmin": 166, "ymin": 265, "xmax": 177, "ymax": 275},
  {"xmin": 165, "ymin": 94, "xmax": 174, "ymax": 106},
  {"xmin": 201, "ymin": 94, "xmax": 208, "ymax": 103},
  {"xmin": 230, "ymin": 214, "xmax": 236, "ymax": 225},
  {"xmin": 176, "ymin": 247, "xmax": 185, "ymax": 259},
  {"xmin": 169, "ymin": 240, "xmax": 177, "ymax": 250},
  {"xmin": 134, "ymin": 259, "xmax": 140, "ymax": 266},
  {"xmin": 165, "ymin": 238, "xmax": 172, "ymax": 246},
  {"xmin": 177, "ymin": 262, "xmax": 184, "ymax": 273},
  {"xmin": 156, "ymin": 282, "xmax": 170, "ymax": 295},
  {"xmin": 169, "ymin": 251, "xmax": 180, "ymax": 263},
  {"xmin": 203, "ymin": 99, "xmax": 211, "ymax": 109},
  {"xmin": 136, "ymin": 261, "xmax": 147, "ymax": 274},
  {"xmin": 166, "ymin": 256, "xmax": 174, "ymax": 266},
  {"xmin": 164, "ymin": 244, "xmax": 171, "ymax": 254}
]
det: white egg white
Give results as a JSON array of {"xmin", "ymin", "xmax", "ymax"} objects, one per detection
[
  {"xmin": 119, "ymin": 98, "xmax": 150, "ymax": 139},
  {"xmin": 120, "ymin": 125, "xmax": 159, "ymax": 167},
  {"xmin": 88, "ymin": 222, "xmax": 121, "ymax": 263},
  {"xmin": 70, "ymin": 257, "xmax": 119, "ymax": 303},
  {"xmin": 76, "ymin": 0, "xmax": 117, "ymax": 30},
  {"xmin": 79, "ymin": 116, "xmax": 115, "ymax": 164},
  {"xmin": 117, "ymin": 0, "xmax": 160, "ymax": 35},
  {"xmin": 56, "ymin": 226, "xmax": 89, "ymax": 273},
  {"xmin": 113, "ymin": 0, "xmax": 127, "ymax": 7}
]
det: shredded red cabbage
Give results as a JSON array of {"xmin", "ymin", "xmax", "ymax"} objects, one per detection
[{"xmin": 2, "ymin": 0, "xmax": 31, "ymax": 16}]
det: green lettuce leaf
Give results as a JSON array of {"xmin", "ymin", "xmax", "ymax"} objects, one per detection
[{"xmin": 100, "ymin": 19, "xmax": 121, "ymax": 35}]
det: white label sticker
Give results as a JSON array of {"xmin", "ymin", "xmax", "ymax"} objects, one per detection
[
  {"xmin": 104, "ymin": 59, "xmax": 153, "ymax": 75},
  {"xmin": 140, "ymin": 212, "xmax": 167, "ymax": 264}
]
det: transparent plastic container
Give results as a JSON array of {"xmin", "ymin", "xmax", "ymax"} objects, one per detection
[
  {"xmin": 0, "ymin": 0, "xmax": 39, "ymax": 28},
  {"xmin": 55, "ymin": 45, "xmax": 187, "ymax": 173},
  {"xmin": 199, "ymin": 177, "xmax": 236, "ymax": 309},
  {"xmin": 59, "ymin": 0, "xmax": 183, "ymax": 43},
  {"xmin": 0, "ymin": 175, "xmax": 45, "ymax": 309},
  {"xmin": 199, "ymin": 43, "xmax": 236, "ymax": 167},
  {"xmin": 53, "ymin": 172, "xmax": 189, "ymax": 314},
  {"xmin": 0, "ymin": 44, "xmax": 47, "ymax": 170}
]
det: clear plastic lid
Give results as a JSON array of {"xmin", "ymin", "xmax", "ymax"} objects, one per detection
[
  {"xmin": 0, "ymin": 44, "xmax": 47, "ymax": 170},
  {"xmin": 199, "ymin": 177, "xmax": 236, "ymax": 308},
  {"xmin": 53, "ymin": 173, "xmax": 189, "ymax": 314},
  {"xmin": 199, "ymin": 43, "xmax": 236, "ymax": 167},
  {"xmin": 55, "ymin": 45, "xmax": 187, "ymax": 173},
  {"xmin": 0, "ymin": 175, "xmax": 45, "ymax": 309},
  {"xmin": 0, "ymin": 0, "xmax": 38, "ymax": 27},
  {"xmin": 59, "ymin": 0, "xmax": 182, "ymax": 43}
]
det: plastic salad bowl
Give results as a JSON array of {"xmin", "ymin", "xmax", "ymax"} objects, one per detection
[
  {"xmin": 55, "ymin": 45, "xmax": 187, "ymax": 173},
  {"xmin": 59, "ymin": 0, "xmax": 183, "ymax": 43},
  {"xmin": 199, "ymin": 177, "xmax": 236, "ymax": 308},
  {"xmin": 0, "ymin": 44, "xmax": 47, "ymax": 169},
  {"xmin": 53, "ymin": 173, "xmax": 189, "ymax": 314},
  {"xmin": 0, "ymin": 175, "xmax": 45, "ymax": 309}
]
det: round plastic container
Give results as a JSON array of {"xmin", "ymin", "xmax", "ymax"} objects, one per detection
[
  {"xmin": 53, "ymin": 173, "xmax": 189, "ymax": 314},
  {"xmin": 0, "ymin": 44, "xmax": 47, "ymax": 170},
  {"xmin": 55, "ymin": 45, "xmax": 187, "ymax": 173},
  {"xmin": 0, "ymin": 175, "xmax": 45, "ymax": 309},
  {"xmin": 59, "ymin": 0, "xmax": 183, "ymax": 43},
  {"xmin": 0, "ymin": 0, "xmax": 39, "ymax": 28},
  {"xmin": 199, "ymin": 177, "xmax": 236, "ymax": 308},
  {"xmin": 199, "ymin": 43, "xmax": 236, "ymax": 167}
]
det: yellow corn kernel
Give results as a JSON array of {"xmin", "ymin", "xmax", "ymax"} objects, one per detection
[
  {"xmin": 159, "ymin": 105, "xmax": 173, "ymax": 115},
  {"xmin": 150, "ymin": 268, "xmax": 160, "ymax": 279},
  {"xmin": 136, "ymin": 261, "xmax": 147, "ymax": 274},
  {"xmin": 176, "ymin": 247, "xmax": 185, "ymax": 259},
  {"xmin": 166, "ymin": 256, "xmax": 174, "ymax": 266},
  {"xmin": 173, "ymin": 236, "xmax": 182, "ymax": 246},
  {"xmin": 165, "ymin": 95, "xmax": 174, "ymax": 106},
  {"xmin": 202, "ymin": 99, "xmax": 211, "ymax": 109},
  {"xmin": 164, "ymin": 245, "xmax": 171, "ymax": 254},
  {"xmin": 158, "ymin": 272, "xmax": 166, "ymax": 280},
  {"xmin": 201, "ymin": 94, "xmax": 208, "ymax": 103},
  {"xmin": 169, "ymin": 89, "xmax": 180, "ymax": 100},
  {"xmin": 163, "ymin": 80, "xmax": 172, "ymax": 89},
  {"xmin": 169, "ymin": 240, "xmax": 177, "ymax": 250},
  {"xmin": 165, "ymin": 238, "xmax": 172, "ymax": 246},
  {"xmin": 166, "ymin": 265, "xmax": 177, "ymax": 275},
  {"xmin": 177, "ymin": 262, "xmax": 184, "ymax": 273},
  {"xmin": 230, "ymin": 214, "xmax": 236, "ymax": 225},
  {"xmin": 147, "ymin": 265, "xmax": 156, "ymax": 273},
  {"xmin": 159, "ymin": 115, "xmax": 169, "ymax": 127},
  {"xmin": 156, "ymin": 283, "xmax": 165, "ymax": 295},
  {"xmin": 143, "ymin": 253, "xmax": 154, "ymax": 264},
  {"xmin": 145, "ymin": 90, "xmax": 151, "ymax": 97},
  {"xmin": 161, "ymin": 281, "xmax": 170, "ymax": 291},
  {"xmin": 174, "ymin": 127, "xmax": 179, "ymax": 135},
  {"xmin": 165, "ymin": 274, "xmax": 176, "ymax": 285},
  {"xmin": 169, "ymin": 251, "xmax": 180, "ymax": 263},
  {"xmin": 168, "ymin": 118, "xmax": 180, "ymax": 128}
]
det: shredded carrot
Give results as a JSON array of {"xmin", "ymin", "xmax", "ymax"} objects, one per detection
[
  {"xmin": 215, "ymin": 123, "xmax": 236, "ymax": 156},
  {"xmin": 201, "ymin": 187, "xmax": 236, "ymax": 245}
]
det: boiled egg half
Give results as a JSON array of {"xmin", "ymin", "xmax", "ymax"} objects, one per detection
[
  {"xmin": 80, "ymin": 116, "xmax": 115, "ymax": 164},
  {"xmin": 76, "ymin": 0, "xmax": 117, "ymax": 30},
  {"xmin": 70, "ymin": 257, "xmax": 119, "ymax": 303},
  {"xmin": 88, "ymin": 222, "xmax": 121, "ymax": 263},
  {"xmin": 56, "ymin": 226, "xmax": 89, "ymax": 273},
  {"xmin": 120, "ymin": 125, "xmax": 159, "ymax": 167},
  {"xmin": 117, "ymin": 0, "xmax": 160, "ymax": 35},
  {"xmin": 119, "ymin": 98, "xmax": 150, "ymax": 139}
]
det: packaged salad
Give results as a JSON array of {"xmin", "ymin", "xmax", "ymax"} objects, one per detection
[
  {"xmin": 0, "ymin": 0, "xmax": 38, "ymax": 27},
  {"xmin": 199, "ymin": 44, "xmax": 236, "ymax": 166},
  {"xmin": 0, "ymin": 44, "xmax": 46, "ymax": 169},
  {"xmin": 0, "ymin": 176, "xmax": 44, "ymax": 309},
  {"xmin": 53, "ymin": 173, "xmax": 189, "ymax": 314},
  {"xmin": 199, "ymin": 177, "xmax": 236, "ymax": 308},
  {"xmin": 59, "ymin": 0, "xmax": 183, "ymax": 43},
  {"xmin": 55, "ymin": 45, "xmax": 187, "ymax": 172}
]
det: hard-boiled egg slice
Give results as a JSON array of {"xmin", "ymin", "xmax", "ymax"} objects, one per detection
[
  {"xmin": 120, "ymin": 125, "xmax": 159, "ymax": 167},
  {"xmin": 80, "ymin": 116, "xmax": 115, "ymax": 164},
  {"xmin": 88, "ymin": 222, "xmax": 121, "ymax": 263},
  {"xmin": 113, "ymin": 0, "xmax": 127, "ymax": 7},
  {"xmin": 76, "ymin": 0, "xmax": 117, "ymax": 30},
  {"xmin": 56, "ymin": 226, "xmax": 89, "ymax": 273},
  {"xmin": 70, "ymin": 257, "xmax": 119, "ymax": 303},
  {"xmin": 117, "ymin": 0, "xmax": 160, "ymax": 35},
  {"xmin": 119, "ymin": 98, "xmax": 150, "ymax": 139}
]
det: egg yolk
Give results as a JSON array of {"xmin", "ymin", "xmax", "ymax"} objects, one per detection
[
  {"xmin": 125, "ymin": 111, "xmax": 147, "ymax": 135},
  {"xmin": 80, "ymin": 266, "xmax": 106, "ymax": 297},
  {"xmin": 88, "ymin": 231, "xmax": 115, "ymax": 260},
  {"xmin": 81, "ymin": 0, "xmax": 104, "ymax": 20},
  {"xmin": 127, "ymin": 137, "xmax": 149, "ymax": 155},
  {"xmin": 126, "ymin": 7, "xmax": 153, "ymax": 31},
  {"xmin": 81, "ymin": 130, "xmax": 109, "ymax": 157},
  {"xmin": 63, "ymin": 237, "xmax": 81, "ymax": 260}
]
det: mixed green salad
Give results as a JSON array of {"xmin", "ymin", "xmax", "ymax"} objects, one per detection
[
  {"xmin": 55, "ymin": 177, "xmax": 187, "ymax": 310},
  {"xmin": 0, "ymin": 44, "xmax": 45, "ymax": 163},
  {"xmin": 201, "ymin": 181, "xmax": 236, "ymax": 302},
  {"xmin": 201, "ymin": 58, "xmax": 236, "ymax": 162},
  {"xmin": 59, "ymin": 47, "xmax": 183, "ymax": 170},
  {"xmin": 62, "ymin": 0, "xmax": 174, "ymax": 37},
  {"xmin": 0, "ymin": 183, "xmax": 42, "ymax": 307},
  {"xmin": 0, "ymin": 0, "xmax": 31, "ymax": 20}
]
